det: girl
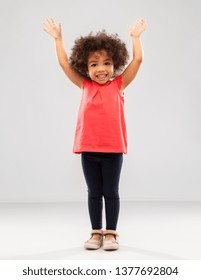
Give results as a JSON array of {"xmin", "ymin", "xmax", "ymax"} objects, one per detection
[{"xmin": 43, "ymin": 18, "xmax": 146, "ymax": 250}]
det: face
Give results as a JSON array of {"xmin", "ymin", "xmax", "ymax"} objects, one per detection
[{"xmin": 87, "ymin": 50, "xmax": 114, "ymax": 84}]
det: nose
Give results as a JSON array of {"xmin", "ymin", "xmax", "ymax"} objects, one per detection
[{"xmin": 97, "ymin": 65, "xmax": 105, "ymax": 72}]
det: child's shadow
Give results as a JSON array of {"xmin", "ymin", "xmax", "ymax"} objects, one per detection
[
  {"xmin": 3, "ymin": 245, "xmax": 184, "ymax": 260},
  {"xmin": 119, "ymin": 245, "xmax": 184, "ymax": 260}
]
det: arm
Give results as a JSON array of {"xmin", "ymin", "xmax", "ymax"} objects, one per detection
[
  {"xmin": 121, "ymin": 19, "xmax": 147, "ymax": 90},
  {"xmin": 43, "ymin": 18, "xmax": 84, "ymax": 88}
]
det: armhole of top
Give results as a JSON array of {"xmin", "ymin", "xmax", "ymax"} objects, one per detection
[
  {"xmin": 82, "ymin": 78, "xmax": 91, "ymax": 89},
  {"xmin": 115, "ymin": 75, "xmax": 122, "ymax": 90},
  {"xmin": 115, "ymin": 75, "xmax": 125, "ymax": 98}
]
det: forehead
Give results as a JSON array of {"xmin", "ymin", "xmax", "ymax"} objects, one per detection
[{"xmin": 88, "ymin": 50, "xmax": 111, "ymax": 61}]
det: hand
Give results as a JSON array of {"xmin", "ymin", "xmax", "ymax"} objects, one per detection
[
  {"xmin": 129, "ymin": 19, "xmax": 147, "ymax": 37},
  {"xmin": 43, "ymin": 18, "xmax": 62, "ymax": 39}
]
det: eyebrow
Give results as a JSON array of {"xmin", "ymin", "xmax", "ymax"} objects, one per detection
[{"xmin": 88, "ymin": 58, "xmax": 113, "ymax": 64}]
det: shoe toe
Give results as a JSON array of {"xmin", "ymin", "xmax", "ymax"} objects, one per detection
[
  {"xmin": 84, "ymin": 240, "xmax": 102, "ymax": 250},
  {"xmin": 103, "ymin": 240, "xmax": 119, "ymax": 251}
]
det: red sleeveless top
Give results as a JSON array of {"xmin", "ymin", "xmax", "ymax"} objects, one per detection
[{"xmin": 73, "ymin": 75, "xmax": 127, "ymax": 154}]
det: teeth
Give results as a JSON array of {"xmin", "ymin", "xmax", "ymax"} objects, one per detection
[{"xmin": 97, "ymin": 74, "xmax": 106, "ymax": 78}]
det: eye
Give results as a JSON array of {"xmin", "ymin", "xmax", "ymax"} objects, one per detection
[
  {"xmin": 105, "ymin": 61, "xmax": 112, "ymax": 66},
  {"xmin": 91, "ymin": 63, "xmax": 97, "ymax": 67}
]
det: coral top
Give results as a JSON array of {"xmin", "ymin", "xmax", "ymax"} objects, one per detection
[{"xmin": 73, "ymin": 75, "xmax": 127, "ymax": 154}]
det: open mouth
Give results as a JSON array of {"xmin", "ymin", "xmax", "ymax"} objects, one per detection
[{"xmin": 96, "ymin": 74, "xmax": 107, "ymax": 79}]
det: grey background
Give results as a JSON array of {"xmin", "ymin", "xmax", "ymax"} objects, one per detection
[{"xmin": 0, "ymin": 0, "xmax": 201, "ymax": 202}]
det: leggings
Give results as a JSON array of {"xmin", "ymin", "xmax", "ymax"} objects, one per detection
[{"xmin": 81, "ymin": 152, "xmax": 123, "ymax": 230}]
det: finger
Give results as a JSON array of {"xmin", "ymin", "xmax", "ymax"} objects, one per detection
[
  {"xmin": 136, "ymin": 19, "xmax": 143, "ymax": 25},
  {"xmin": 43, "ymin": 24, "xmax": 51, "ymax": 32},
  {"xmin": 135, "ymin": 19, "xmax": 140, "ymax": 24},
  {"xmin": 139, "ymin": 19, "xmax": 146, "ymax": 27},
  {"xmin": 58, "ymin": 23, "xmax": 62, "ymax": 30},
  {"xmin": 43, "ymin": 27, "xmax": 49, "ymax": 33},
  {"xmin": 50, "ymin": 17, "xmax": 56, "ymax": 25},
  {"xmin": 43, "ymin": 21, "xmax": 50, "ymax": 28},
  {"xmin": 46, "ymin": 17, "xmax": 52, "ymax": 25},
  {"xmin": 128, "ymin": 24, "xmax": 134, "ymax": 34},
  {"xmin": 141, "ymin": 19, "xmax": 147, "ymax": 30}
]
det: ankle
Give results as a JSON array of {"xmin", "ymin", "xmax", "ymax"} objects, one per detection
[
  {"xmin": 105, "ymin": 234, "xmax": 115, "ymax": 240},
  {"xmin": 102, "ymin": 230, "xmax": 119, "ymax": 251},
  {"xmin": 91, "ymin": 234, "xmax": 102, "ymax": 241}
]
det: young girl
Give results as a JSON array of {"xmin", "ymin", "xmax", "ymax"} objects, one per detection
[{"xmin": 43, "ymin": 18, "xmax": 146, "ymax": 250}]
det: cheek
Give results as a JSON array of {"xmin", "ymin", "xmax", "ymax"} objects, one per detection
[
  {"xmin": 110, "ymin": 65, "xmax": 114, "ymax": 73},
  {"xmin": 88, "ymin": 69, "xmax": 93, "ymax": 75},
  {"xmin": 87, "ymin": 69, "xmax": 95, "ymax": 78}
]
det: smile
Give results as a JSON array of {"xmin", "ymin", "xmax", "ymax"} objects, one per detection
[{"xmin": 96, "ymin": 74, "xmax": 107, "ymax": 79}]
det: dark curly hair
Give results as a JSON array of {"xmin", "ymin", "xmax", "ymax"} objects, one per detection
[{"xmin": 69, "ymin": 30, "xmax": 129, "ymax": 78}]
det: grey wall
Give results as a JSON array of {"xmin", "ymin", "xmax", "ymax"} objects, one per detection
[{"xmin": 0, "ymin": 0, "xmax": 201, "ymax": 202}]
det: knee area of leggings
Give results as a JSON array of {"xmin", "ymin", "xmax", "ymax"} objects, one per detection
[
  {"xmin": 88, "ymin": 191, "xmax": 102, "ymax": 199},
  {"xmin": 103, "ymin": 191, "xmax": 119, "ymax": 199}
]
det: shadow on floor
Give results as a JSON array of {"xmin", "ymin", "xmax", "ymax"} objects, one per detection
[{"xmin": 2, "ymin": 245, "xmax": 185, "ymax": 260}]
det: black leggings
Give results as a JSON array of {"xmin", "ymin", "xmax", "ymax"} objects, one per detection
[{"xmin": 81, "ymin": 152, "xmax": 123, "ymax": 230}]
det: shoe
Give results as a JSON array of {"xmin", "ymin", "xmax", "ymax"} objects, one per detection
[
  {"xmin": 84, "ymin": 229, "xmax": 103, "ymax": 250},
  {"xmin": 103, "ymin": 230, "xmax": 119, "ymax": 251}
]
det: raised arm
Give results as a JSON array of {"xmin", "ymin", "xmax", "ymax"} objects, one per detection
[
  {"xmin": 121, "ymin": 19, "xmax": 147, "ymax": 90},
  {"xmin": 43, "ymin": 18, "xmax": 84, "ymax": 88}
]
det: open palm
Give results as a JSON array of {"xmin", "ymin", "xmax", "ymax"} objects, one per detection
[
  {"xmin": 129, "ymin": 19, "xmax": 147, "ymax": 37},
  {"xmin": 43, "ymin": 18, "xmax": 61, "ymax": 39}
]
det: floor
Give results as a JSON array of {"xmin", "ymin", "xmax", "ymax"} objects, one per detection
[{"xmin": 0, "ymin": 201, "xmax": 201, "ymax": 260}]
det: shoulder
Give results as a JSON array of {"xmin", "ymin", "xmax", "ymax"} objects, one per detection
[{"xmin": 82, "ymin": 78, "xmax": 92, "ymax": 89}]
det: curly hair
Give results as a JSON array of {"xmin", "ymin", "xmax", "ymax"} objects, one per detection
[{"xmin": 69, "ymin": 30, "xmax": 129, "ymax": 78}]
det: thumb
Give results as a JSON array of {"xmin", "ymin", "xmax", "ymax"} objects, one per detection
[{"xmin": 128, "ymin": 24, "xmax": 133, "ymax": 35}]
